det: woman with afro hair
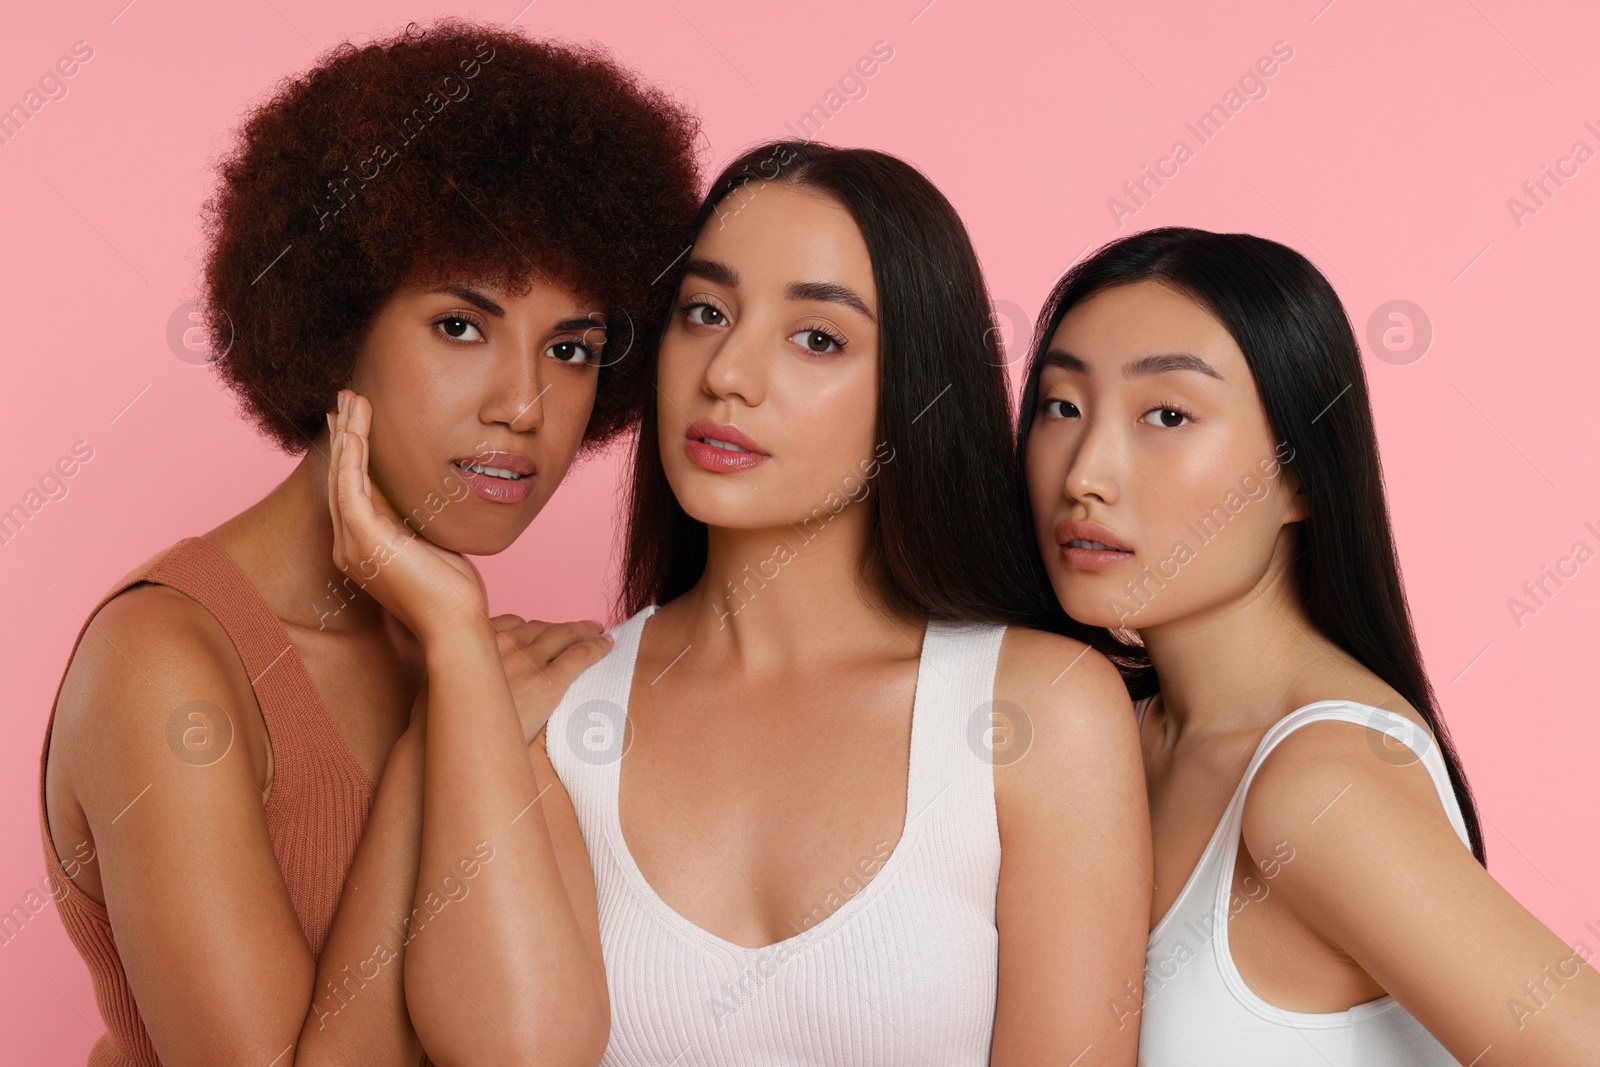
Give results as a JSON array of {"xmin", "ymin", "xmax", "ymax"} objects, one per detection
[{"xmin": 39, "ymin": 19, "xmax": 700, "ymax": 1066}]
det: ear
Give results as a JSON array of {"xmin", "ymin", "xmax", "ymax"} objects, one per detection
[{"xmin": 1281, "ymin": 469, "xmax": 1310, "ymax": 524}]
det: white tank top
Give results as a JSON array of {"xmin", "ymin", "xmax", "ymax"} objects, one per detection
[
  {"xmin": 1134, "ymin": 696, "xmax": 1471, "ymax": 1066},
  {"xmin": 544, "ymin": 604, "xmax": 1009, "ymax": 1065}
]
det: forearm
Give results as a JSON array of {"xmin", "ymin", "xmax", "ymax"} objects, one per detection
[
  {"xmin": 405, "ymin": 624, "xmax": 605, "ymax": 1067},
  {"xmin": 292, "ymin": 723, "xmax": 427, "ymax": 1065}
]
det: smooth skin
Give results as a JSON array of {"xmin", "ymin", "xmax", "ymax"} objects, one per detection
[
  {"xmin": 1025, "ymin": 278, "xmax": 1600, "ymax": 1065},
  {"xmin": 619, "ymin": 181, "xmax": 1151, "ymax": 1065},
  {"xmin": 43, "ymin": 276, "xmax": 611, "ymax": 1066}
]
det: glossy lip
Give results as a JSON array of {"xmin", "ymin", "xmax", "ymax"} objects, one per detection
[
  {"xmin": 449, "ymin": 450, "xmax": 538, "ymax": 505},
  {"xmin": 683, "ymin": 418, "xmax": 770, "ymax": 474},
  {"xmin": 685, "ymin": 418, "xmax": 768, "ymax": 456},
  {"xmin": 452, "ymin": 449, "xmax": 537, "ymax": 475},
  {"xmin": 1054, "ymin": 517, "xmax": 1135, "ymax": 572},
  {"xmin": 1056, "ymin": 518, "xmax": 1132, "ymax": 552}
]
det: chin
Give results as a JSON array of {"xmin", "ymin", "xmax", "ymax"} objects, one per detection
[
  {"xmin": 664, "ymin": 467, "xmax": 754, "ymax": 526},
  {"xmin": 415, "ymin": 514, "xmax": 529, "ymax": 558},
  {"xmin": 676, "ymin": 495, "xmax": 750, "ymax": 530},
  {"xmin": 1051, "ymin": 582, "xmax": 1127, "ymax": 630}
]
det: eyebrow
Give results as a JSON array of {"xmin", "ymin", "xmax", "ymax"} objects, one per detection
[
  {"xmin": 786, "ymin": 281, "xmax": 876, "ymax": 322},
  {"xmin": 683, "ymin": 258, "xmax": 737, "ymax": 287},
  {"xmin": 1042, "ymin": 349, "xmax": 1224, "ymax": 381},
  {"xmin": 682, "ymin": 258, "xmax": 876, "ymax": 322},
  {"xmin": 431, "ymin": 285, "xmax": 504, "ymax": 317}
]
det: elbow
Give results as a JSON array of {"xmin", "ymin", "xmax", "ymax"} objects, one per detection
[
  {"xmin": 407, "ymin": 975, "xmax": 608, "ymax": 1067},
  {"xmin": 417, "ymin": 1027, "xmax": 606, "ymax": 1067},
  {"xmin": 521, "ymin": 995, "xmax": 609, "ymax": 1067},
  {"xmin": 552, "ymin": 1014, "xmax": 609, "ymax": 1067},
  {"xmin": 496, "ymin": 1013, "xmax": 607, "ymax": 1067}
]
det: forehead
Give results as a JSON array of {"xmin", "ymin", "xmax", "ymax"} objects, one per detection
[
  {"xmin": 1047, "ymin": 280, "xmax": 1245, "ymax": 378},
  {"xmin": 689, "ymin": 181, "xmax": 875, "ymax": 293}
]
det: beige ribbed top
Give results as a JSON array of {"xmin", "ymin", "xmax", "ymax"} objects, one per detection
[{"xmin": 38, "ymin": 535, "xmax": 376, "ymax": 1066}]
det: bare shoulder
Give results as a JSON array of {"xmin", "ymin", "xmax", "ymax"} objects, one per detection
[
  {"xmin": 994, "ymin": 626, "xmax": 1135, "ymax": 729},
  {"xmin": 991, "ymin": 626, "xmax": 1140, "ymax": 785},
  {"xmin": 56, "ymin": 583, "xmax": 250, "ymax": 725},
  {"xmin": 988, "ymin": 627, "xmax": 1153, "ymax": 922},
  {"xmin": 51, "ymin": 582, "xmax": 262, "ymax": 806},
  {"xmin": 1240, "ymin": 700, "xmax": 1470, "ymax": 899},
  {"xmin": 1244, "ymin": 700, "xmax": 1454, "ymax": 830}
]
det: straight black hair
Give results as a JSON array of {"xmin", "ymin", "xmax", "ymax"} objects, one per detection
[
  {"xmin": 1014, "ymin": 226, "xmax": 1486, "ymax": 864},
  {"xmin": 617, "ymin": 139, "xmax": 1115, "ymax": 652}
]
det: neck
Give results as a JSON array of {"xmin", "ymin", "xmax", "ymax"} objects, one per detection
[
  {"xmin": 207, "ymin": 429, "xmax": 389, "ymax": 634},
  {"xmin": 1136, "ymin": 524, "xmax": 1352, "ymax": 738},
  {"xmin": 670, "ymin": 501, "xmax": 922, "ymax": 670}
]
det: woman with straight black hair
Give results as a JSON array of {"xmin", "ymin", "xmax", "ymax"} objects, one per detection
[
  {"xmin": 361, "ymin": 138, "xmax": 1152, "ymax": 1065},
  {"xmin": 1018, "ymin": 225, "xmax": 1600, "ymax": 1065},
  {"xmin": 581, "ymin": 138, "xmax": 1150, "ymax": 1065},
  {"xmin": 592, "ymin": 139, "xmax": 1152, "ymax": 1064}
]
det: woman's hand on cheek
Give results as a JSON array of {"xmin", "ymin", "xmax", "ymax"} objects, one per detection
[
  {"xmin": 489, "ymin": 614, "xmax": 615, "ymax": 745},
  {"xmin": 326, "ymin": 387, "xmax": 490, "ymax": 646}
]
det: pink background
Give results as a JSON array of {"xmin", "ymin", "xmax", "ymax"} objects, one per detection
[{"xmin": 3, "ymin": 0, "xmax": 1596, "ymax": 1058}]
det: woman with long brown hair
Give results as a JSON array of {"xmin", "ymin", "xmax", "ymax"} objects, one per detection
[{"xmin": 337, "ymin": 140, "xmax": 1153, "ymax": 1065}]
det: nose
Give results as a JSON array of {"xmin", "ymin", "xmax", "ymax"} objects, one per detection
[
  {"xmin": 481, "ymin": 341, "xmax": 549, "ymax": 435},
  {"xmin": 1061, "ymin": 411, "xmax": 1121, "ymax": 507},
  {"xmin": 698, "ymin": 318, "xmax": 767, "ymax": 409}
]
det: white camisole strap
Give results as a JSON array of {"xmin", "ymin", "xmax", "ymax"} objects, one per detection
[
  {"xmin": 1138, "ymin": 699, "xmax": 1472, "ymax": 1066},
  {"xmin": 545, "ymin": 604, "xmax": 1012, "ymax": 1066}
]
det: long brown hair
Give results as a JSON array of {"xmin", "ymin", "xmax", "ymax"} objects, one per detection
[{"xmin": 616, "ymin": 140, "xmax": 1110, "ymax": 655}]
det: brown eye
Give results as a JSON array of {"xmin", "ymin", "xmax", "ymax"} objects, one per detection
[
  {"xmin": 1141, "ymin": 407, "xmax": 1192, "ymax": 428},
  {"xmin": 436, "ymin": 316, "xmax": 482, "ymax": 342},
  {"xmin": 546, "ymin": 340, "xmax": 596, "ymax": 364},
  {"xmin": 789, "ymin": 327, "xmax": 844, "ymax": 354},
  {"xmin": 684, "ymin": 303, "xmax": 726, "ymax": 327}
]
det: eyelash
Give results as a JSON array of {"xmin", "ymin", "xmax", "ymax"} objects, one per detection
[
  {"xmin": 433, "ymin": 312, "xmax": 485, "ymax": 344},
  {"xmin": 1040, "ymin": 397, "xmax": 1197, "ymax": 427},
  {"xmin": 548, "ymin": 339, "xmax": 600, "ymax": 365},
  {"xmin": 792, "ymin": 322, "xmax": 847, "ymax": 354},
  {"xmin": 675, "ymin": 300, "xmax": 848, "ymax": 354},
  {"xmin": 676, "ymin": 299, "xmax": 727, "ymax": 328},
  {"xmin": 431, "ymin": 312, "xmax": 601, "ymax": 365}
]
